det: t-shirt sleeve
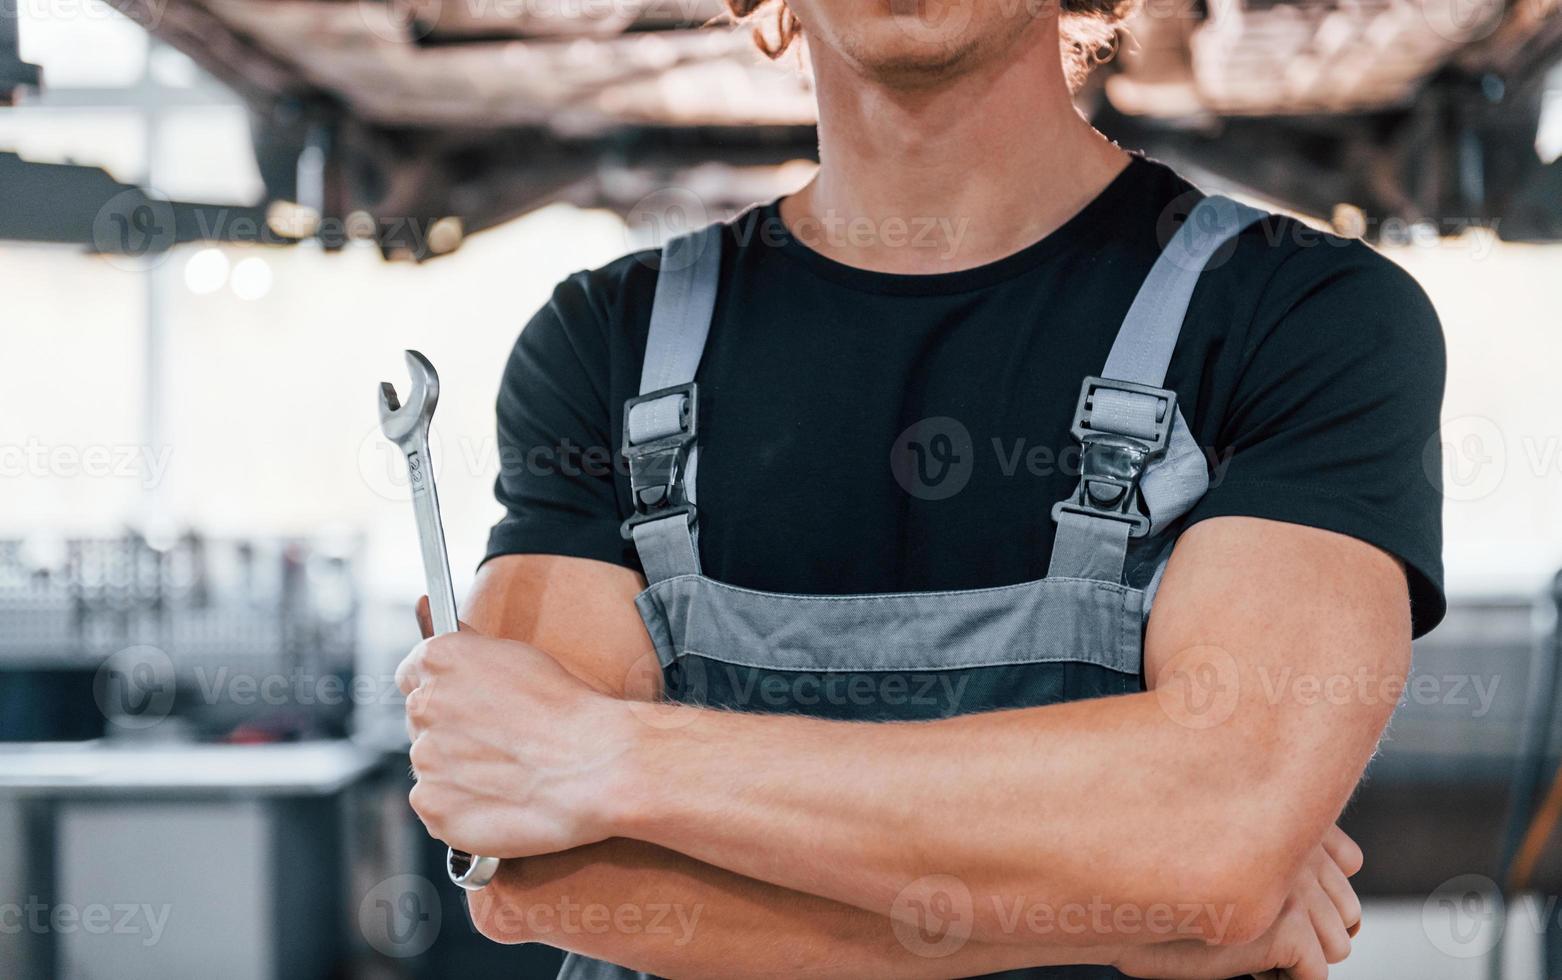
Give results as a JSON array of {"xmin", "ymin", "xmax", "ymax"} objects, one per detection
[
  {"xmin": 1185, "ymin": 241, "xmax": 1447, "ymax": 637},
  {"xmin": 482, "ymin": 272, "xmax": 635, "ymax": 570}
]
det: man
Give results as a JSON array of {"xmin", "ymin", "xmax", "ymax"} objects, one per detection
[{"xmin": 396, "ymin": 1, "xmax": 1445, "ymax": 977}]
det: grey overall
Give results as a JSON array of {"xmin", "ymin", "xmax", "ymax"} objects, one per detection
[{"xmin": 558, "ymin": 194, "xmax": 1267, "ymax": 980}]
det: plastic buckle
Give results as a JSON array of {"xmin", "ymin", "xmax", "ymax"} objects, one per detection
[
  {"xmin": 620, "ymin": 382, "xmax": 698, "ymax": 539},
  {"xmin": 1050, "ymin": 376, "xmax": 1176, "ymax": 538}
]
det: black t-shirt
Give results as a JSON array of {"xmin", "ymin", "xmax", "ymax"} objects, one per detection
[{"xmin": 486, "ymin": 157, "xmax": 1447, "ymax": 637}]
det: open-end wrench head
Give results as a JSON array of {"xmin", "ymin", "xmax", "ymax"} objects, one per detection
[{"xmin": 378, "ymin": 349, "xmax": 440, "ymax": 449}]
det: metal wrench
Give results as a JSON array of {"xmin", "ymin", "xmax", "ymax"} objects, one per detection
[{"xmin": 379, "ymin": 349, "xmax": 501, "ymax": 892}]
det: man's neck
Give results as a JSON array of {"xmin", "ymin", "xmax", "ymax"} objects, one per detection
[{"xmin": 779, "ymin": 19, "xmax": 1128, "ymax": 275}]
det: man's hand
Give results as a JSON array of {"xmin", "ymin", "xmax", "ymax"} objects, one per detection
[
  {"xmin": 1115, "ymin": 826, "xmax": 1363, "ymax": 980},
  {"xmin": 395, "ymin": 617, "xmax": 633, "ymax": 858}
]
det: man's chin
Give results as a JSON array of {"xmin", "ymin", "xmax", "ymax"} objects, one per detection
[
  {"xmin": 821, "ymin": 3, "xmax": 1028, "ymax": 88},
  {"xmin": 837, "ymin": 27, "xmax": 980, "ymax": 88}
]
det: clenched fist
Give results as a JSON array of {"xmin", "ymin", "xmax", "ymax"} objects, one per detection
[{"xmin": 396, "ymin": 599, "xmax": 637, "ymax": 858}]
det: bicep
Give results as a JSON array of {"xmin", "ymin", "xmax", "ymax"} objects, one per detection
[
  {"xmin": 474, "ymin": 278, "xmax": 659, "ymax": 694},
  {"xmin": 1185, "ymin": 245, "xmax": 1446, "ymax": 636},
  {"xmin": 464, "ymin": 554, "xmax": 658, "ymax": 699},
  {"xmin": 1145, "ymin": 516, "xmax": 1411, "ymax": 823}
]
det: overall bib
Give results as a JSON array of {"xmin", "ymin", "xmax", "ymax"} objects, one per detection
[{"xmin": 558, "ymin": 195, "xmax": 1267, "ymax": 980}]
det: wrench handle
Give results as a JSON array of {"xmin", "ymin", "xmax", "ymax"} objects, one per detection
[
  {"xmin": 403, "ymin": 440, "xmax": 498, "ymax": 891},
  {"xmin": 406, "ymin": 446, "xmax": 460, "ymax": 636}
]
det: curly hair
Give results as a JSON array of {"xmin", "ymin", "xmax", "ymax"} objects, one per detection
[{"xmin": 723, "ymin": 0, "xmax": 1133, "ymax": 88}]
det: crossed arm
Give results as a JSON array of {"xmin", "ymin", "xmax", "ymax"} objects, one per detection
[{"xmin": 399, "ymin": 516, "xmax": 1405, "ymax": 977}]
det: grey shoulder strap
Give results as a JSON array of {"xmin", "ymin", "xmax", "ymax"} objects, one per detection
[
  {"xmin": 1100, "ymin": 195, "xmax": 1267, "ymax": 383},
  {"xmin": 637, "ymin": 226, "xmax": 724, "ymax": 417},
  {"xmin": 1048, "ymin": 194, "xmax": 1267, "ymax": 585},
  {"xmin": 623, "ymin": 223, "xmax": 725, "ymax": 585}
]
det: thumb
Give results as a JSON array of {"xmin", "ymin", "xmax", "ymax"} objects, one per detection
[
  {"xmin": 415, "ymin": 595, "xmax": 475, "ymax": 637},
  {"xmin": 416, "ymin": 595, "xmax": 434, "ymax": 639}
]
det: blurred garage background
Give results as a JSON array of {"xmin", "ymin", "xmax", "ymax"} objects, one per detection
[{"xmin": 1, "ymin": 0, "xmax": 1562, "ymax": 977}]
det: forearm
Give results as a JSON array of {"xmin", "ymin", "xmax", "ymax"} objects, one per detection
[
  {"xmin": 607, "ymin": 690, "xmax": 1295, "ymax": 947},
  {"xmin": 592, "ymin": 521, "xmax": 1407, "ymax": 948},
  {"xmin": 450, "ymin": 527, "xmax": 1398, "ymax": 956},
  {"xmin": 467, "ymin": 836, "xmax": 1122, "ymax": 979}
]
